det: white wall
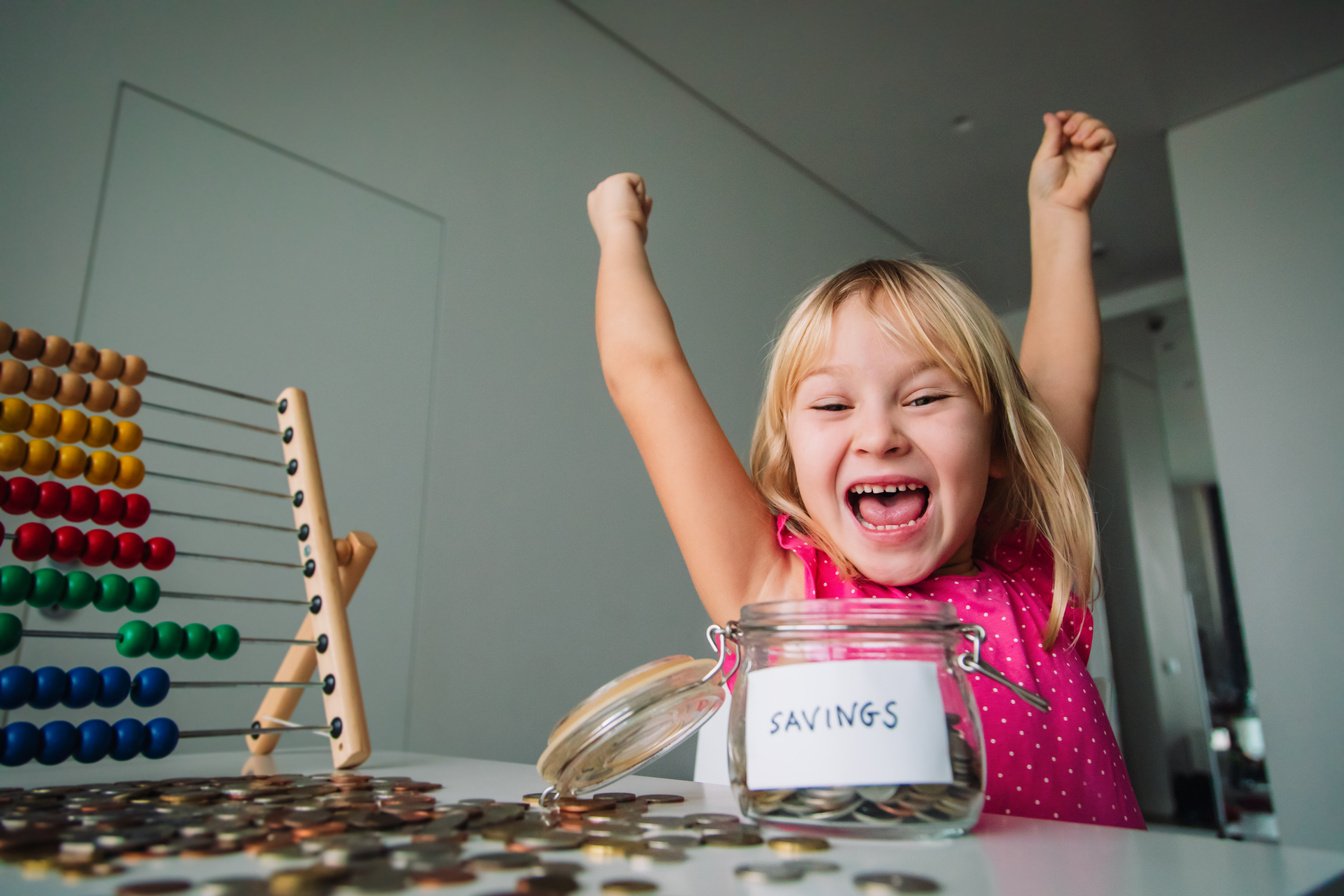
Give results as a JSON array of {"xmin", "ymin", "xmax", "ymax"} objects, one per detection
[
  {"xmin": 0, "ymin": 2, "xmax": 903, "ymax": 778},
  {"xmin": 1168, "ymin": 65, "xmax": 1344, "ymax": 851}
]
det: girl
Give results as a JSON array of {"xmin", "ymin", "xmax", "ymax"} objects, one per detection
[{"xmin": 587, "ymin": 112, "xmax": 1141, "ymax": 828}]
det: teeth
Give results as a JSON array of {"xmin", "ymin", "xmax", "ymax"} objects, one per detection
[
  {"xmin": 848, "ymin": 483, "xmax": 921, "ymax": 494},
  {"xmin": 857, "ymin": 518, "xmax": 920, "ymax": 531}
]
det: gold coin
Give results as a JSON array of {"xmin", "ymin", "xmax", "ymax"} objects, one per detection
[
  {"xmin": 601, "ymin": 879, "xmax": 659, "ymax": 894},
  {"xmin": 767, "ymin": 835, "xmax": 830, "ymax": 854}
]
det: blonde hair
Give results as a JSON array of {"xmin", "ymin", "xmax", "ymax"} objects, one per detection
[{"xmin": 749, "ymin": 259, "xmax": 1096, "ymax": 648}]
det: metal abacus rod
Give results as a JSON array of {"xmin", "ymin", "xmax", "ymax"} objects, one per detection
[{"xmin": 0, "ymin": 321, "xmax": 375, "ymax": 769}]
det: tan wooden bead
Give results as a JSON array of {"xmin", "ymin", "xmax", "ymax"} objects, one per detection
[
  {"xmin": 112, "ymin": 384, "xmax": 142, "ymax": 418},
  {"xmin": 41, "ymin": 334, "xmax": 73, "ymax": 368},
  {"xmin": 0, "ymin": 360, "xmax": 28, "ymax": 394},
  {"xmin": 26, "ymin": 366, "xmax": 58, "ymax": 400},
  {"xmin": 10, "ymin": 328, "xmax": 44, "ymax": 361},
  {"xmin": 68, "ymin": 342, "xmax": 98, "ymax": 374},
  {"xmin": 0, "ymin": 322, "xmax": 12, "ymax": 353},
  {"xmin": 55, "ymin": 371, "xmax": 90, "ymax": 407},
  {"xmin": 120, "ymin": 354, "xmax": 149, "ymax": 385},
  {"xmin": 94, "ymin": 347, "xmax": 124, "ymax": 381},
  {"xmin": 84, "ymin": 379, "xmax": 115, "ymax": 414}
]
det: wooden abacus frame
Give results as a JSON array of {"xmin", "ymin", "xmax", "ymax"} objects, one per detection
[{"xmin": 260, "ymin": 388, "xmax": 370, "ymax": 768}]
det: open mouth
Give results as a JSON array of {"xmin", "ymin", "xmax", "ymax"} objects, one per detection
[{"xmin": 847, "ymin": 483, "xmax": 929, "ymax": 531}]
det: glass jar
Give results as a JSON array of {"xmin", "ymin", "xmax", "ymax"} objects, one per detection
[
  {"xmin": 536, "ymin": 599, "xmax": 1045, "ymax": 840},
  {"xmin": 723, "ymin": 599, "xmax": 991, "ymax": 839}
]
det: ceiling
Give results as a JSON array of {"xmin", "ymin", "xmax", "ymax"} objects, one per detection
[{"xmin": 566, "ymin": 0, "xmax": 1344, "ymax": 313}]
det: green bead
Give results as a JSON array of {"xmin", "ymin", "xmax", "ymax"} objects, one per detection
[
  {"xmin": 209, "ymin": 624, "xmax": 240, "ymax": 660},
  {"xmin": 180, "ymin": 622, "xmax": 211, "ymax": 659},
  {"xmin": 61, "ymin": 570, "xmax": 96, "ymax": 610},
  {"xmin": 94, "ymin": 574, "xmax": 130, "ymax": 612},
  {"xmin": 150, "ymin": 621, "xmax": 184, "ymax": 659},
  {"xmin": 30, "ymin": 568, "xmax": 65, "ymax": 608},
  {"xmin": 116, "ymin": 620, "xmax": 154, "ymax": 658},
  {"xmin": 0, "ymin": 612, "xmax": 21, "ymax": 655},
  {"xmin": 126, "ymin": 576, "xmax": 161, "ymax": 613},
  {"xmin": 0, "ymin": 566, "xmax": 32, "ymax": 606}
]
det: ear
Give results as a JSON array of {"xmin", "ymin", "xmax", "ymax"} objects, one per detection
[{"xmin": 988, "ymin": 440, "xmax": 1009, "ymax": 480}]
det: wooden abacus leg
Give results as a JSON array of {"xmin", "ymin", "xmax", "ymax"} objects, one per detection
[{"xmin": 247, "ymin": 531, "xmax": 377, "ymax": 759}]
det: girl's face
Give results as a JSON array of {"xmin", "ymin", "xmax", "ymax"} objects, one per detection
[{"xmin": 785, "ymin": 298, "xmax": 1000, "ymax": 585}]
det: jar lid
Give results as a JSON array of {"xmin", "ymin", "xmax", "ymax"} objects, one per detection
[
  {"xmin": 536, "ymin": 653, "xmax": 725, "ymax": 796},
  {"xmin": 736, "ymin": 598, "xmax": 957, "ymax": 633}
]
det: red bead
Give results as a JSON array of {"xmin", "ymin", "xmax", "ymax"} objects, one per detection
[
  {"xmin": 112, "ymin": 532, "xmax": 144, "ymax": 569},
  {"xmin": 121, "ymin": 493, "xmax": 151, "ymax": 528},
  {"xmin": 34, "ymin": 481, "xmax": 70, "ymax": 519},
  {"xmin": 93, "ymin": 490, "xmax": 125, "ymax": 526},
  {"xmin": 2, "ymin": 476, "xmax": 38, "ymax": 515},
  {"xmin": 50, "ymin": 525, "xmax": 85, "ymax": 563},
  {"xmin": 0, "ymin": 476, "xmax": 8, "ymax": 506},
  {"xmin": 65, "ymin": 485, "xmax": 97, "ymax": 522},
  {"xmin": 81, "ymin": 528, "xmax": 115, "ymax": 566},
  {"xmin": 142, "ymin": 537, "xmax": 176, "ymax": 571},
  {"xmin": 12, "ymin": 522, "xmax": 53, "ymax": 561}
]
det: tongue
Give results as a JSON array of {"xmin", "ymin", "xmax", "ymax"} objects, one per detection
[{"xmin": 856, "ymin": 491, "xmax": 926, "ymax": 527}]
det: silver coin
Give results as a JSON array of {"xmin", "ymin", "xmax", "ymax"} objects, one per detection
[{"xmin": 853, "ymin": 871, "xmax": 942, "ymax": 893}]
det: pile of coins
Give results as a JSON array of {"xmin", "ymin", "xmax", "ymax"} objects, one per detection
[
  {"xmin": 0, "ymin": 772, "xmax": 945, "ymax": 893},
  {"xmin": 740, "ymin": 717, "xmax": 982, "ymax": 834}
]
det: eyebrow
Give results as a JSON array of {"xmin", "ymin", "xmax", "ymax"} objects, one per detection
[{"xmin": 798, "ymin": 359, "xmax": 939, "ymax": 383}]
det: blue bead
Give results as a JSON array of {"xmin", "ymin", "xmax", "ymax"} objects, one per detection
[
  {"xmin": 142, "ymin": 717, "xmax": 179, "ymax": 760},
  {"xmin": 1, "ymin": 721, "xmax": 40, "ymax": 766},
  {"xmin": 75, "ymin": 719, "xmax": 113, "ymax": 764},
  {"xmin": 37, "ymin": 720, "xmax": 77, "ymax": 765},
  {"xmin": 130, "ymin": 667, "xmax": 170, "ymax": 708},
  {"xmin": 110, "ymin": 718, "xmax": 145, "ymax": 761},
  {"xmin": 62, "ymin": 666, "xmax": 99, "ymax": 709},
  {"xmin": 0, "ymin": 665, "xmax": 34, "ymax": 710},
  {"xmin": 31, "ymin": 666, "xmax": 66, "ymax": 710},
  {"xmin": 96, "ymin": 666, "xmax": 131, "ymax": 708}
]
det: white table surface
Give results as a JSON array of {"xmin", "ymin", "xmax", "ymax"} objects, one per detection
[{"xmin": 1, "ymin": 749, "xmax": 1341, "ymax": 895}]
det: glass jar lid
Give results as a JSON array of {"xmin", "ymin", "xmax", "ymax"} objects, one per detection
[
  {"xmin": 734, "ymin": 598, "xmax": 958, "ymax": 634},
  {"xmin": 537, "ymin": 653, "xmax": 725, "ymax": 797}
]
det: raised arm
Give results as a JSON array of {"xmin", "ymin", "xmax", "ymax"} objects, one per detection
[
  {"xmin": 1020, "ymin": 111, "xmax": 1116, "ymax": 473},
  {"xmin": 588, "ymin": 174, "xmax": 787, "ymax": 625}
]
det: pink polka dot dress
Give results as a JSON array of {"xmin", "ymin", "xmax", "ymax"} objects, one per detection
[{"xmin": 777, "ymin": 516, "xmax": 1144, "ymax": 829}]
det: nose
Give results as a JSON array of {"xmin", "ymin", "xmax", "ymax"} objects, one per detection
[{"xmin": 852, "ymin": 404, "xmax": 907, "ymax": 456}]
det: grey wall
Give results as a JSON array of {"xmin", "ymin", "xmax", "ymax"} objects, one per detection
[
  {"xmin": 0, "ymin": 2, "xmax": 904, "ymax": 778},
  {"xmin": 1168, "ymin": 65, "xmax": 1344, "ymax": 851}
]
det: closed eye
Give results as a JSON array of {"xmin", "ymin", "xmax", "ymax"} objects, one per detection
[{"xmin": 812, "ymin": 402, "xmax": 850, "ymax": 412}]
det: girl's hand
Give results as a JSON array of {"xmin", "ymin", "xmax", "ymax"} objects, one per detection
[
  {"xmin": 1028, "ymin": 111, "xmax": 1117, "ymax": 212},
  {"xmin": 587, "ymin": 172, "xmax": 654, "ymax": 246}
]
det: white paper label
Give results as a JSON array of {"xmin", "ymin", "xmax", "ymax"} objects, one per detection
[{"xmin": 744, "ymin": 659, "xmax": 952, "ymax": 790}]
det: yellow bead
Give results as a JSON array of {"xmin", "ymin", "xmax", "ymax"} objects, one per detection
[
  {"xmin": 84, "ymin": 415, "xmax": 115, "ymax": 448},
  {"xmin": 0, "ymin": 398, "xmax": 30, "ymax": 433},
  {"xmin": 53, "ymin": 444, "xmax": 87, "ymax": 479},
  {"xmin": 0, "ymin": 434, "xmax": 24, "ymax": 470},
  {"xmin": 26, "ymin": 403, "xmax": 59, "ymax": 439},
  {"xmin": 114, "ymin": 455, "xmax": 146, "ymax": 489},
  {"xmin": 84, "ymin": 450, "xmax": 117, "ymax": 485},
  {"xmin": 112, "ymin": 421, "xmax": 143, "ymax": 452},
  {"xmin": 21, "ymin": 438, "xmax": 56, "ymax": 476},
  {"xmin": 55, "ymin": 408, "xmax": 90, "ymax": 444}
]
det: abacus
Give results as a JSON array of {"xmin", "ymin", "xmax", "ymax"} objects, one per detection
[{"xmin": 0, "ymin": 321, "xmax": 372, "ymax": 769}]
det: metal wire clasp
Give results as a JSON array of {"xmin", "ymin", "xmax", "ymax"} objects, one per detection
[
  {"xmin": 955, "ymin": 624, "xmax": 1050, "ymax": 712},
  {"xmin": 701, "ymin": 624, "xmax": 740, "ymax": 685}
]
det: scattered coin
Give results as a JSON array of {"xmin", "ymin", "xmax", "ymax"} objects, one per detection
[
  {"xmin": 600, "ymin": 879, "xmax": 659, "ymax": 894},
  {"xmin": 114, "ymin": 878, "xmax": 195, "ymax": 895},
  {"xmin": 734, "ymin": 862, "xmax": 807, "ymax": 883},
  {"xmin": 767, "ymin": 834, "xmax": 831, "ymax": 853},
  {"xmin": 852, "ymin": 871, "xmax": 943, "ymax": 893}
]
